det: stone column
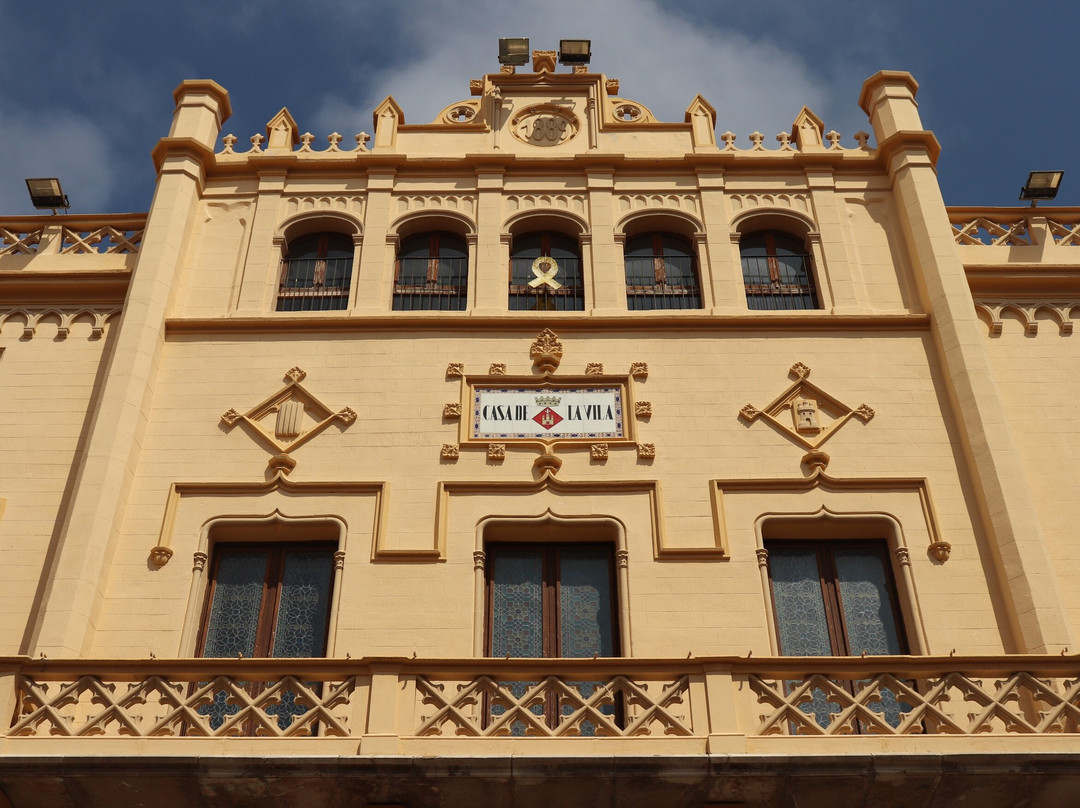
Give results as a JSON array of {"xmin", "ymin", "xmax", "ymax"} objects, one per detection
[
  {"xmin": 31, "ymin": 81, "xmax": 231, "ymax": 657},
  {"xmin": 585, "ymin": 168, "xmax": 623, "ymax": 312},
  {"xmin": 354, "ymin": 171, "xmax": 395, "ymax": 312},
  {"xmin": 473, "ymin": 169, "xmax": 506, "ymax": 313},
  {"xmin": 860, "ymin": 70, "xmax": 1072, "ymax": 653}
]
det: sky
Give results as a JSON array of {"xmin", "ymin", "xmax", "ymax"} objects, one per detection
[{"xmin": 1, "ymin": 0, "xmax": 1076, "ymax": 215}]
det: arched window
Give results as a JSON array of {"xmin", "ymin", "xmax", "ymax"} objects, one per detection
[
  {"xmin": 740, "ymin": 231, "xmax": 819, "ymax": 310},
  {"xmin": 624, "ymin": 232, "xmax": 702, "ymax": 310},
  {"xmin": 277, "ymin": 232, "xmax": 354, "ymax": 311},
  {"xmin": 509, "ymin": 232, "xmax": 584, "ymax": 311},
  {"xmin": 393, "ymin": 231, "xmax": 468, "ymax": 311}
]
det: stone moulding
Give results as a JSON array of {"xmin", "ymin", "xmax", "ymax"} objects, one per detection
[
  {"xmin": 436, "ymin": 471, "xmax": 717, "ymax": 562},
  {"xmin": 220, "ymin": 368, "xmax": 355, "ymax": 456},
  {"xmin": 739, "ymin": 363, "xmax": 874, "ymax": 451},
  {"xmin": 710, "ymin": 465, "xmax": 951, "ymax": 569},
  {"xmin": 975, "ymin": 301, "xmax": 1078, "ymax": 336},
  {"xmin": 149, "ymin": 474, "xmax": 393, "ymax": 572},
  {"xmin": 0, "ymin": 308, "xmax": 120, "ymax": 340}
]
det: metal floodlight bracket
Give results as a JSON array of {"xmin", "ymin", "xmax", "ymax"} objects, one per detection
[
  {"xmin": 558, "ymin": 39, "xmax": 591, "ymax": 66},
  {"xmin": 498, "ymin": 37, "xmax": 530, "ymax": 66},
  {"xmin": 25, "ymin": 177, "xmax": 70, "ymax": 212},
  {"xmin": 1019, "ymin": 170, "xmax": 1064, "ymax": 205}
]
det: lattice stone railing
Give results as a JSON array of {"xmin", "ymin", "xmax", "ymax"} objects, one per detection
[
  {"xmin": 951, "ymin": 216, "xmax": 1032, "ymax": 246},
  {"xmin": 948, "ymin": 208, "xmax": 1080, "ymax": 249},
  {"xmin": 415, "ymin": 673, "xmax": 693, "ymax": 737},
  {"xmin": 751, "ymin": 670, "xmax": 1080, "ymax": 735},
  {"xmin": 0, "ymin": 215, "xmax": 146, "ymax": 257},
  {"xmin": 0, "ymin": 226, "xmax": 44, "ymax": 255},
  {"xmin": 3, "ymin": 656, "xmax": 1079, "ymax": 744}
]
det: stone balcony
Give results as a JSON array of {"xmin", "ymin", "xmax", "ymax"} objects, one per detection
[{"xmin": 3, "ymin": 654, "xmax": 1080, "ymax": 806}]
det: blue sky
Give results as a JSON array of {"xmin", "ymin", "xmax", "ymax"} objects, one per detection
[{"xmin": 1, "ymin": 0, "xmax": 1075, "ymax": 214}]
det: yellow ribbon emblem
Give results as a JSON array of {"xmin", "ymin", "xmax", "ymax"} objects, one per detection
[{"xmin": 528, "ymin": 255, "xmax": 563, "ymax": 289}]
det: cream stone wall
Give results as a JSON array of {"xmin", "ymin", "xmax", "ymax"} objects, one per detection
[
  {"xmin": 0, "ymin": 316, "xmax": 116, "ymax": 653},
  {"xmin": 83, "ymin": 326, "xmax": 1006, "ymax": 659},
  {"xmin": 983, "ymin": 315, "xmax": 1080, "ymax": 638}
]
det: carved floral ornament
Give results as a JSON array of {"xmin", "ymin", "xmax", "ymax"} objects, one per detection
[
  {"xmin": 220, "ymin": 368, "xmax": 356, "ymax": 465},
  {"xmin": 740, "ymin": 363, "xmax": 874, "ymax": 452}
]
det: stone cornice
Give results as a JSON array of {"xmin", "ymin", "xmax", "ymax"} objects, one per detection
[{"xmin": 164, "ymin": 312, "xmax": 930, "ymax": 337}]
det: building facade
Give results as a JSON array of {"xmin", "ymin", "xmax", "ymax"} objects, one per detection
[{"xmin": 1, "ymin": 48, "xmax": 1079, "ymax": 806}]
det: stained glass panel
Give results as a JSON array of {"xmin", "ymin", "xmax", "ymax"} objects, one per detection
[
  {"xmin": 271, "ymin": 550, "xmax": 334, "ymax": 658},
  {"xmin": 769, "ymin": 548, "xmax": 832, "ymax": 656},
  {"xmin": 834, "ymin": 548, "xmax": 902, "ymax": 656},
  {"xmin": 558, "ymin": 547, "xmax": 615, "ymax": 658},
  {"xmin": 202, "ymin": 551, "xmax": 268, "ymax": 658},
  {"xmin": 490, "ymin": 547, "xmax": 544, "ymax": 658}
]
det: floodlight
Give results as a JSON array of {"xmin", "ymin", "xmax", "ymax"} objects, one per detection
[
  {"xmin": 498, "ymin": 38, "xmax": 530, "ymax": 66},
  {"xmin": 558, "ymin": 39, "xmax": 591, "ymax": 66},
  {"xmin": 25, "ymin": 178, "xmax": 70, "ymax": 211},
  {"xmin": 1019, "ymin": 171, "xmax": 1064, "ymax": 203}
]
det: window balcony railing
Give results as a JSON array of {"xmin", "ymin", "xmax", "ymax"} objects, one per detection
[
  {"xmin": 742, "ymin": 253, "xmax": 818, "ymax": 310},
  {"xmin": 392, "ymin": 257, "xmax": 468, "ymax": 311},
  {"xmin": 624, "ymin": 255, "xmax": 702, "ymax": 310},
  {"xmin": 4, "ymin": 654, "xmax": 1080, "ymax": 749},
  {"xmin": 277, "ymin": 257, "xmax": 352, "ymax": 311},
  {"xmin": 508, "ymin": 256, "xmax": 585, "ymax": 311}
]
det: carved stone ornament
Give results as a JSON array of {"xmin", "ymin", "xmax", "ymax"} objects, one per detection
[
  {"xmin": 755, "ymin": 548, "xmax": 770, "ymax": 567},
  {"xmin": 637, "ymin": 443, "xmax": 656, "ymax": 459},
  {"xmin": 221, "ymin": 369, "xmax": 355, "ymax": 455},
  {"xmin": 446, "ymin": 362, "xmax": 465, "ymax": 377},
  {"xmin": 473, "ymin": 550, "xmax": 487, "ymax": 571},
  {"xmin": 606, "ymin": 79, "xmax": 620, "ymax": 95},
  {"xmin": 441, "ymin": 444, "xmax": 460, "ymax": 460},
  {"xmin": 510, "ymin": 104, "xmax": 579, "ymax": 147},
  {"xmin": 193, "ymin": 552, "xmax": 208, "ymax": 572},
  {"xmin": 443, "ymin": 403, "xmax": 462, "ymax": 419},
  {"xmin": 531, "ymin": 328, "xmax": 563, "ymax": 373},
  {"xmin": 616, "ymin": 549, "xmax": 629, "ymax": 569},
  {"xmin": 534, "ymin": 452, "xmax": 563, "ymax": 474},
  {"xmin": 268, "ymin": 453, "xmax": 297, "ymax": 475},
  {"xmin": 928, "ymin": 541, "xmax": 952, "ymax": 563},
  {"xmin": 489, "ymin": 363, "xmax": 507, "ymax": 376},
  {"xmin": 586, "ymin": 363, "xmax": 604, "ymax": 375},
  {"xmin": 630, "ymin": 362, "xmax": 649, "ymax": 379},
  {"xmin": 532, "ymin": 50, "xmax": 557, "ymax": 73},
  {"xmin": 741, "ymin": 364, "xmax": 874, "ymax": 451},
  {"xmin": 149, "ymin": 546, "xmax": 174, "ymax": 568},
  {"xmin": 333, "ymin": 551, "xmax": 346, "ymax": 571},
  {"xmin": 487, "ymin": 443, "xmax": 506, "ymax": 460},
  {"xmin": 635, "ymin": 401, "xmax": 652, "ymax": 418},
  {"xmin": 591, "ymin": 444, "xmax": 609, "ymax": 461}
]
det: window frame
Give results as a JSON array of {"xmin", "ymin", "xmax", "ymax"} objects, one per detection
[
  {"xmin": 623, "ymin": 231, "xmax": 703, "ymax": 310},
  {"xmin": 195, "ymin": 540, "xmax": 338, "ymax": 660},
  {"xmin": 393, "ymin": 230, "xmax": 469, "ymax": 311},
  {"xmin": 740, "ymin": 230, "xmax": 820, "ymax": 311},
  {"xmin": 508, "ymin": 231, "xmax": 585, "ymax": 311},
  {"xmin": 276, "ymin": 232, "xmax": 354, "ymax": 312},
  {"xmin": 765, "ymin": 538, "xmax": 909, "ymax": 657},
  {"xmin": 484, "ymin": 541, "xmax": 620, "ymax": 659}
]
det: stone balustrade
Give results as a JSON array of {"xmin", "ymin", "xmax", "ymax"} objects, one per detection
[{"xmin": 3, "ymin": 654, "xmax": 1078, "ymax": 755}]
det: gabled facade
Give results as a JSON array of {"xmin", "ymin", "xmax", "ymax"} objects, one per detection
[{"xmin": 1, "ymin": 48, "xmax": 1080, "ymax": 807}]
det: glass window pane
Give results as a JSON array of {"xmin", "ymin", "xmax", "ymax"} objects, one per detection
[
  {"xmin": 770, "ymin": 548, "xmax": 833, "ymax": 656},
  {"xmin": 558, "ymin": 547, "xmax": 615, "ymax": 658},
  {"xmin": 202, "ymin": 551, "xmax": 268, "ymax": 658},
  {"xmin": 271, "ymin": 550, "xmax": 334, "ymax": 658},
  {"xmin": 834, "ymin": 548, "xmax": 903, "ymax": 655},
  {"xmin": 490, "ymin": 548, "xmax": 544, "ymax": 657}
]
